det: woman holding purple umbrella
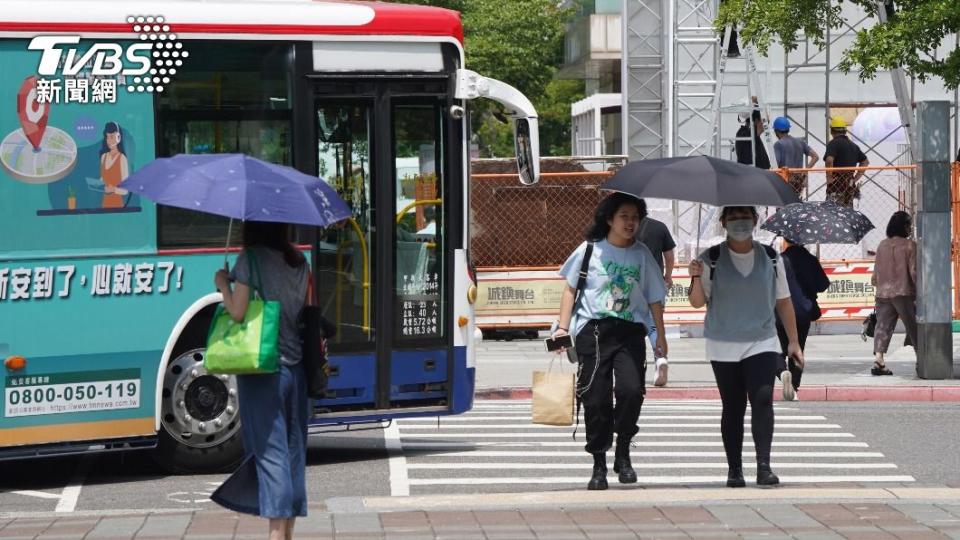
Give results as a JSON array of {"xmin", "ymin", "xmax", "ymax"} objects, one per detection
[{"xmin": 211, "ymin": 221, "xmax": 310, "ymax": 540}]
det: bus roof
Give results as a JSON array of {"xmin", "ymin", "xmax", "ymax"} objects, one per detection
[{"xmin": 0, "ymin": 0, "xmax": 463, "ymax": 43}]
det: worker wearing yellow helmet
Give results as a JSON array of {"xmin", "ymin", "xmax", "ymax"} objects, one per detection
[{"xmin": 824, "ymin": 116, "xmax": 869, "ymax": 207}]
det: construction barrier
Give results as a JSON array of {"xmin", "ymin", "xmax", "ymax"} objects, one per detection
[
  {"xmin": 476, "ymin": 261, "xmax": 876, "ymax": 328},
  {"xmin": 471, "ymin": 165, "xmax": 919, "ymax": 329}
]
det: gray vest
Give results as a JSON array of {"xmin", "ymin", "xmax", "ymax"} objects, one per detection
[{"xmin": 703, "ymin": 242, "xmax": 778, "ymax": 342}]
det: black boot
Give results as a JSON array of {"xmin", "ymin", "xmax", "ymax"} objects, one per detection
[
  {"xmin": 613, "ymin": 438, "xmax": 637, "ymax": 484},
  {"xmin": 726, "ymin": 466, "xmax": 746, "ymax": 488},
  {"xmin": 587, "ymin": 453, "xmax": 608, "ymax": 490},
  {"xmin": 757, "ymin": 463, "xmax": 780, "ymax": 486}
]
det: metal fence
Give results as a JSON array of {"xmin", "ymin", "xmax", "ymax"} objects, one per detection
[
  {"xmin": 470, "ymin": 164, "xmax": 917, "ymax": 268},
  {"xmin": 470, "ymin": 172, "xmax": 608, "ymax": 268}
]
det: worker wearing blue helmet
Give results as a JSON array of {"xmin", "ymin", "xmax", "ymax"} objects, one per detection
[{"xmin": 773, "ymin": 116, "xmax": 819, "ymax": 195}]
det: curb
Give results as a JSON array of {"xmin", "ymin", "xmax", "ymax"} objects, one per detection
[{"xmin": 476, "ymin": 385, "xmax": 960, "ymax": 401}]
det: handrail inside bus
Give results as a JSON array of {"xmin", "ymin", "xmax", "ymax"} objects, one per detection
[
  {"xmin": 335, "ymin": 218, "xmax": 370, "ymax": 338},
  {"xmin": 395, "ymin": 199, "xmax": 442, "ymax": 224}
]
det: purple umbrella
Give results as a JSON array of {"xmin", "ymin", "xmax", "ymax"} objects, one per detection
[{"xmin": 119, "ymin": 153, "xmax": 351, "ymax": 227}]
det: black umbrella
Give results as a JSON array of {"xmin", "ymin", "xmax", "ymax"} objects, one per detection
[
  {"xmin": 761, "ymin": 201, "xmax": 874, "ymax": 244},
  {"xmin": 601, "ymin": 155, "xmax": 801, "ymax": 207}
]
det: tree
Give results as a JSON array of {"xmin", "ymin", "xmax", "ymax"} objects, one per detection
[
  {"xmin": 390, "ymin": 0, "xmax": 576, "ymax": 156},
  {"xmin": 717, "ymin": 0, "xmax": 960, "ymax": 90}
]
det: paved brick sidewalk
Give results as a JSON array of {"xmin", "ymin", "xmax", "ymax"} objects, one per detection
[{"xmin": 4, "ymin": 501, "xmax": 960, "ymax": 539}]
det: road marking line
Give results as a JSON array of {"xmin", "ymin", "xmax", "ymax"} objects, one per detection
[
  {"xmin": 403, "ymin": 430, "xmax": 854, "ymax": 438},
  {"xmin": 394, "ymin": 428, "xmax": 838, "ymax": 439},
  {"xmin": 11, "ymin": 490, "xmax": 61, "ymax": 500},
  {"xmin": 405, "ymin": 462, "xmax": 899, "ymax": 469},
  {"xmin": 398, "ymin": 423, "xmax": 843, "ymax": 430},
  {"xmin": 383, "ymin": 420, "xmax": 409, "ymax": 497},
  {"xmin": 406, "ymin": 475, "xmax": 916, "ymax": 486},
  {"xmin": 400, "ymin": 415, "xmax": 828, "ymax": 422},
  {"xmin": 56, "ymin": 455, "xmax": 92, "ymax": 513},
  {"xmin": 399, "ymin": 450, "xmax": 886, "ymax": 458},
  {"xmin": 399, "ymin": 441, "xmax": 868, "ymax": 448}
]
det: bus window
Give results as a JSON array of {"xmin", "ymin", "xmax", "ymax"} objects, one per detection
[
  {"xmin": 155, "ymin": 42, "xmax": 293, "ymax": 248},
  {"xmin": 393, "ymin": 103, "xmax": 445, "ymax": 343},
  {"xmin": 314, "ymin": 103, "xmax": 376, "ymax": 348}
]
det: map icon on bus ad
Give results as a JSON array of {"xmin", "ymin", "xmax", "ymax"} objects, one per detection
[{"xmin": 1, "ymin": 77, "xmax": 79, "ymax": 185}]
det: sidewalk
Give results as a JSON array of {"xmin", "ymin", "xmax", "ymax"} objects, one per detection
[
  {"xmin": 476, "ymin": 332, "xmax": 960, "ymax": 401},
  {"xmin": 5, "ymin": 488, "xmax": 960, "ymax": 539}
]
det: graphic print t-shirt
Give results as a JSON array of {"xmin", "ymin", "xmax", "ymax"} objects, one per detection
[{"xmin": 559, "ymin": 240, "xmax": 667, "ymax": 338}]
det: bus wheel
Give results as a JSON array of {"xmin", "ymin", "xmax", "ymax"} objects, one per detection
[{"xmin": 154, "ymin": 348, "xmax": 244, "ymax": 474}]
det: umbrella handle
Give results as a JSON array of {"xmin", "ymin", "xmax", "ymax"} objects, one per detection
[
  {"xmin": 696, "ymin": 204, "xmax": 702, "ymax": 254},
  {"xmin": 224, "ymin": 218, "xmax": 233, "ymax": 267}
]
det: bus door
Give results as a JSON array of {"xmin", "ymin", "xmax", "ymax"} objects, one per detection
[{"xmin": 306, "ymin": 78, "xmax": 455, "ymax": 417}]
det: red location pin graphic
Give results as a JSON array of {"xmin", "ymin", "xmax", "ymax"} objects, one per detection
[{"xmin": 16, "ymin": 76, "xmax": 49, "ymax": 151}]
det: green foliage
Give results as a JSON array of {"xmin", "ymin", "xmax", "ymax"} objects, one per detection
[
  {"xmin": 391, "ymin": 0, "xmax": 575, "ymax": 156},
  {"xmin": 717, "ymin": 0, "xmax": 960, "ymax": 89},
  {"xmin": 537, "ymin": 78, "xmax": 586, "ymax": 156}
]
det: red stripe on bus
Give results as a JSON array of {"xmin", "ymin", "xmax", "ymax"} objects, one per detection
[{"xmin": 0, "ymin": 19, "xmax": 463, "ymax": 42}]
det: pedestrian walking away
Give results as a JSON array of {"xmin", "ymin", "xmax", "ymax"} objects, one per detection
[
  {"xmin": 824, "ymin": 117, "xmax": 869, "ymax": 207},
  {"xmin": 735, "ymin": 110, "xmax": 771, "ymax": 170},
  {"xmin": 871, "ymin": 211, "xmax": 918, "ymax": 376},
  {"xmin": 772, "ymin": 117, "xmax": 819, "ymax": 196},
  {"xmin": 775, "ymin": 238, "xmax": 830, "ymax": 400},
  {"xmin": 553, "ymin": 192, "xmax": 668, "ymax": 491},
  {"xmin": 211, "ymin": 222, "xmax": 311, "ymax": 540},
  {"xmin": 638, "ymin": 202, "xmax": 676, "ymax": 387},
  {"xmin": 686, "ymin": 206, "xmax": 805, "ymax": 488}
]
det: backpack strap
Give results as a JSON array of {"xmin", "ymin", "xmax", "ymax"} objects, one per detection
[
  {"xmin": 762, "ymin": 244, "xmax": 778, "ymax": 278},
  {"xmin": 708, "ymin": 244, "xmax": 721, "ymax": 281},
  {"xmin": 572, "ymin": 242, "xmax": 594, "ymax": 313}
]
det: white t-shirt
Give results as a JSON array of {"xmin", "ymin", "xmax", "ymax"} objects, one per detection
[{"xmin": 699, "ymin": 246, "xmax": 790, "ymax": 362}]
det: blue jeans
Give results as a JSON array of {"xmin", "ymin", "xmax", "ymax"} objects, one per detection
[{"xmin": 211, "ymin": 363, "xmax": 309, "ymax": 518}]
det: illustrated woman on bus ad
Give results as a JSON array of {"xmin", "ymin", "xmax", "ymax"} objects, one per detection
[{"xmin": 100, "ymin": 121, "xmax": 129, "ymax": 208}]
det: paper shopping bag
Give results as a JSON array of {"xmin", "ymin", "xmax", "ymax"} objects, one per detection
[{"xmin": 531, "ymin": 370, "xmax": 575, "ymax": 426}]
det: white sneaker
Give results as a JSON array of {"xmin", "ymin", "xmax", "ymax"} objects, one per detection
[
  {"xmin": 781, "ymin": 370, "xmax": 796, "ymax": 401},
  {"xmin": 654, "ymin": 358, "xmax": 668, "ymax": 387}
]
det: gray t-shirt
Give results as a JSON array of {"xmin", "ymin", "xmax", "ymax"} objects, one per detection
[
  {"xmin": 774, "ymin": 135, "xmax": 813, "ymax": 168},
  {"xmin": 231, "ymin": 247, "xmax": 309, "ymax": 365},
  {"xmin": 639, "ymin": 218, "xmax": 676, "ymax": 274},
  {"xmin": 559, "ymin": 239, "xmax": 667, "ymax": 338}
]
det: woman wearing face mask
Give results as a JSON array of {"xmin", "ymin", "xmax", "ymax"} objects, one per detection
[
  {"xmin": 553, "ymin": 193, "xmax": 667, "ymax": 490},
  {"xmin": 687, "ymin": 206, "xmax": 804, "ymax": 488}
]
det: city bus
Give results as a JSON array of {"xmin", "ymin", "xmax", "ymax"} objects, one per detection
[{"xmin": 0, "ymin": 0, "xmax": 540, "ymax": 472}]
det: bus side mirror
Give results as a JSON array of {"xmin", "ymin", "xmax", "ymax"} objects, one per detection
[{"xmin": 514, "ymin": 117, "xmax": 540, "ymax": 185}]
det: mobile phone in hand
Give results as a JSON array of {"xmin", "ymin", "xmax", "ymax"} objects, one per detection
[{"xmin": 544, "ymin": 334, "xmax": 574, "ymax": 352}]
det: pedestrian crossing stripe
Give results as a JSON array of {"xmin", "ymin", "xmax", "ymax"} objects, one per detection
[
  {"xmin": 398, "ymin": 423, "xmax": 844, "ymax": 429},
  {"xmin": 389, "ymin": 399, "xmax": 916, "ymax": 494},
  {"xmin": 405, "ymin": 462, "xmax": 899, "ymax": 469},
  {"xmin": 398, "ymin": 414, "xmax": 828, "ymax": 421},
  {"xmin": 405, "ymin": 476, "xmax": 915, "ymax": 486},
  {"xmin": 399, "ymin": 441, "xmax": 869, "ymax": 447}
]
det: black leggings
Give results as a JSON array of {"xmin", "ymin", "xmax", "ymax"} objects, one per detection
[{"xmin": 710, "ymin": 352, "xmax": 778, "ymax": 468}]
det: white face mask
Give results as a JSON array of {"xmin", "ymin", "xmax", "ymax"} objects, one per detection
[{"xmin": 725, "ymin": 219, "xmax": 754, "ymax": 241}]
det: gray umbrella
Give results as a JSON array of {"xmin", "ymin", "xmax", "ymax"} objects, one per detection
[{"xmin": 602, "ymin": 155, "xmax": 801, "ymax": 207}]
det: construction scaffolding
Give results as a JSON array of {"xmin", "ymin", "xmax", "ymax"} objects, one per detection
[{"xmin": 621, "ymin": 0, "xmax": 959, "ymax": 261}]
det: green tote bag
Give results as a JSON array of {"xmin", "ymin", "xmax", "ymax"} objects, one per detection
[{"xmin": 205, "ymin": 249, "xmax": 281, "ymax": 375}]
